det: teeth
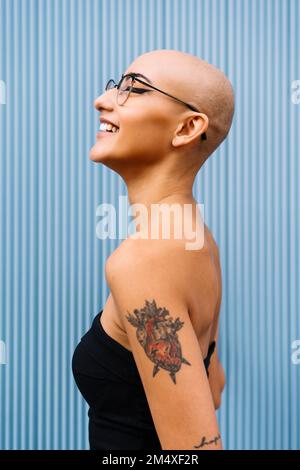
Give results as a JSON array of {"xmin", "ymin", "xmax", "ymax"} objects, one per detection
[{"xmin": 99, "ymin": 122, "xmax": 119, "ymax": 133}]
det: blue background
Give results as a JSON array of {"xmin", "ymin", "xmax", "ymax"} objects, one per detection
[{"xmin": 0, "ymin": 0, "xmax": 299, "ymax": 449}]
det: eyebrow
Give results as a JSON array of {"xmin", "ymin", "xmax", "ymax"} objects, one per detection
[{"xmin": 126, "ymin": 72, "xmax": 153, "ymax": 85}]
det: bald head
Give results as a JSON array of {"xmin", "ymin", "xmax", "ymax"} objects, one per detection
[
  {"xmin": 91, "ymin": 48, "xmax": 235, "ymax": 181},
  {"xmin": 129, "ymin": 49, "xmax": 235, "ymax": 166}
]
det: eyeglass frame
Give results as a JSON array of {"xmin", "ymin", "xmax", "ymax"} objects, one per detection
[{"xmin": 105, "ymin": 73, "xmax": 207, "ymax": 141}]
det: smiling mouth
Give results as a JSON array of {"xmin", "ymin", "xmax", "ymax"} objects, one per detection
[
  {"xmin": 99, "ymin": 122, "xmax": 120, "ymax": 133},
  {"xmin": 96, "ymin": 122, "xmax": 120, "ymax": 141},
  {"xmin": 99, "ymin": 129, "xmax": 119, "ymax": 134},
  {"xmin": 96, "ymin": 130, "xmax": 119, "ymax": 139}
]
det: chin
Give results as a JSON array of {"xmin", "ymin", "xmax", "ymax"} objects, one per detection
[
  {"xmin": 89, "ymin": 143, "xmax": 107, "ymax": 162},
  {"xmin": 89, "ymin": 151, "xmax": 100, "ymax": 162},
  {"xmin": 88, "ymin": 147, "xmax": 120, "ymax": 172}
]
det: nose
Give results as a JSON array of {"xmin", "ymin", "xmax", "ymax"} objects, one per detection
[
  {"xmin": 94, "ymin": 89, "xmax": 115, "ymax": 111},
  {"xmin": 93, "ymin": 94, "xmax": 103, "ymax": 110}
]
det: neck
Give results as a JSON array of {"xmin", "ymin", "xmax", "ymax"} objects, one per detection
[
  {"xmin": 119, "ymin": 161, "xmax": 204, "ymax": 243},
  {"xmin": 122, "ymin": 159, "xmax": 197, "ymax": 208}
]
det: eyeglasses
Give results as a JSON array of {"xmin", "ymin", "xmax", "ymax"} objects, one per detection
[{"xmin": 105, "ymin": 73, "xmax": 207, "ymax": 140}]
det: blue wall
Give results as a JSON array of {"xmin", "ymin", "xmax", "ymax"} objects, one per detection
[{"xmin": 0, "ymin": 0, "xmax": 299, "ymax": 450}]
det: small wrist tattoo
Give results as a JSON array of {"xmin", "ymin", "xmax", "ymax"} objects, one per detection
[{"xmin": 194, "ymin": 433, "xmax": 221, "ymax": 449}]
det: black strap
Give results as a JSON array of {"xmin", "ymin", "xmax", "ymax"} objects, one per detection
[{"xmin": 203, "ymin": 340, "xmax": 216, "ymax": 376}]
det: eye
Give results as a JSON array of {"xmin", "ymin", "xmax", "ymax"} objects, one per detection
[{"xmin": 131, "ymin": 87, "xmax": 148, "ymax": 94}]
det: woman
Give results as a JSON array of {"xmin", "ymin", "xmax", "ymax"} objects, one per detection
[{"xmin": 72, "ymin": 49, "xmax": 234, "ymax": 450}]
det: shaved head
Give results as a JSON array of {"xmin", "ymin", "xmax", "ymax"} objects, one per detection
[
  {"xmin": 91, "ymin": 48, "xmax": 235, "ymax": 184},
  {"xmin": 128, "ymin": 49, "xmax": 235, "ymax": 168}
]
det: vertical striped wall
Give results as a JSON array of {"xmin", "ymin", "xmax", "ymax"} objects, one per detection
[{"xmin": 0, "ymin": 0, "xmax": 299, "ymax": 450}]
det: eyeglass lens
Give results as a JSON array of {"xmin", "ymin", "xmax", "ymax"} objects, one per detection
[
  {"xmin": 117, "ymin": 75, "xmax": 134, "ymax": 104},
  {"xmin": 105, "ymin": 75, "xmax": 134, "ymax": 105}
]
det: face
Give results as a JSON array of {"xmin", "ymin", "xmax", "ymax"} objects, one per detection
[{"xmin": 89, "ymin": 56, "xmax": 184, "ymax": 172}]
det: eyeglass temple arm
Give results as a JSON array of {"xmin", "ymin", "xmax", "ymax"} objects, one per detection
[
  {"xmin": 123, "ymin": 75, "xmax": 207, "ymax": 141},
  {"xmin": 133, "ymin": 77, "xmax": 207, "ymax": 140}
]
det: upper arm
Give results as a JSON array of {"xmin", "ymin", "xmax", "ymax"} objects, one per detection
[{"xmin": 107, "ymin": 241, "xmax": 223, "ymax": 450}]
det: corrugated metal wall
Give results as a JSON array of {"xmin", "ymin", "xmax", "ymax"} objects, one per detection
[{"xmin": 0, "ymin": 0, "xmax": 299, "ymax": 450}]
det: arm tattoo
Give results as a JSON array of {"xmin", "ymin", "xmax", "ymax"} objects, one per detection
[
  {"xmin": 126, "ymin": 299, "xmax": 191, "ymax": 384},
  {"xmin": 194, "ymin": 434, "xmax": 221, "ymax": 449}
]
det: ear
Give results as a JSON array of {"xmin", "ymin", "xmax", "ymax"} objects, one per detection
[{"xmin": 172, "ymin": 113, "xmax": 209, "ymax": 147}]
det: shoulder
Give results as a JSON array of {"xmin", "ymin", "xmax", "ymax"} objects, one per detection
[
  {"xmin": 105, "ymin": 236, "xmax": 213, "ymax": 313},
  {"xmin": 106, "ymin": 236, "xmax": 178, "ymax": 275},
  {"xmin": 105, "ymin": 237, "xmax": 193, "ymax": 295}
]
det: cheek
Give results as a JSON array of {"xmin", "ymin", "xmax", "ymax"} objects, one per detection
[
  {"xmin": 125, "ymin": 127, "xmax": 170, "ymax": 161},
  {"xmin": 124, "ymin": 115, "xmax": 172, "ymax": 151}
]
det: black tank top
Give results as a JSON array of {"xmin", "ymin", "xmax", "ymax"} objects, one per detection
[{"xmin": 72, "ymin": 309, "xmax": 216, "ymax": 450}]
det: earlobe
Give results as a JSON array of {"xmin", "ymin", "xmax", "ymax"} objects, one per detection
[
  {"xmin": 172, "ymin": 132, "xmax": 185, "ymax": 148},
  {"xmin": 172, "ymin": 115, "xmax": 208, "ymax": 147},
  {"xmin": 171, "ymin": 123, "xmax": 186, "ymax": 148},
  {"xmin": 172, "ymin": 129, "xmax": 194, "ymax": 148}
]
